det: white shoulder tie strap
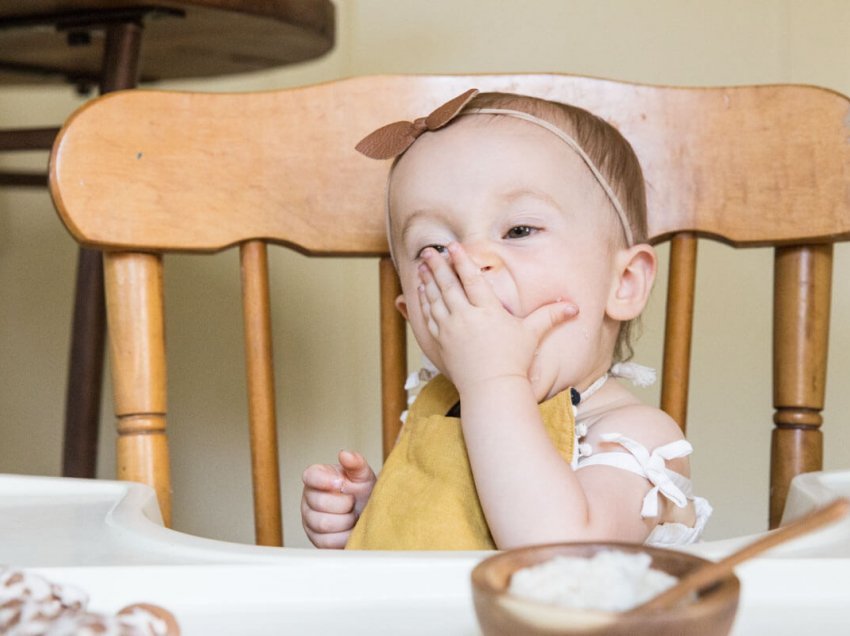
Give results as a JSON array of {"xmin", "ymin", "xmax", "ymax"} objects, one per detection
[
  {"xmin": 609, "ymin": 361, "xmax": 657, "ymax": 387},
  {"xmin": 585, "ymin": 433, "xmax": 694, "ymax": 518}
]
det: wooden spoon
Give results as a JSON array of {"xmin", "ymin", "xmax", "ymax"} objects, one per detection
[{"xmin": 631, "ymin": 497, "xmax": 850, "ymax": 613}]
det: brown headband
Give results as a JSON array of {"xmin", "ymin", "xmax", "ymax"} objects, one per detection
[
  {"xmin": 356, "ymin": 89, "xmax": 634, "ymax": 246},
  {"xmin": 355, "ymin": 89, "xmax": 479, "ymax": 159}
]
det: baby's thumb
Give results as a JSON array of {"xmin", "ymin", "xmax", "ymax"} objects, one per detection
[
  {"xmin": 524, "ymin": 301, "xmax": 579, "ymax": 340},
  {"xmin": 338, "ymin": 450, "xmax": 373, "ymax": 484}
]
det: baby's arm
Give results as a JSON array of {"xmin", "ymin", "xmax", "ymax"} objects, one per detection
[
  {"xmin": 574, "ymin": 405, "xmax": 694, "ymax": 538},
  {"xmin": 419, "ymin": 245, "xmax": 684, "ymax": 548},
  {"xmin": 301, "ymin": 450, "xmax": 376, "ymax": 549}
]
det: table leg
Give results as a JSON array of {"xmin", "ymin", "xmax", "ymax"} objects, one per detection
[{"xmin": 62, "ymin": 248, "xmax": 107, "ymax": 477}]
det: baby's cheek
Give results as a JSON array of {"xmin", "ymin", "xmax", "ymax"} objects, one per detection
[
  {"xmin": 537, "ymin": 321, "xmax": 589, "ymax": 373},
  {"xmin": 518, "ymin": 274, "xmax": 574, "ymax": 308}
]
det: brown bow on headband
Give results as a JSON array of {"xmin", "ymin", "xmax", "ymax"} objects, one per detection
[{"xmin": 355, "ymin": 88, "xmax": 479, "ymax": 160}]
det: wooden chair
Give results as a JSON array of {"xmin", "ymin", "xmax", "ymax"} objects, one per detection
[
  {"xmin": 48, "ymin": 75, "xmax": 850, "ymax": 545},
  {"xmin": 1, "ymin": 0, "xmax": 334, "ymax": 481}
]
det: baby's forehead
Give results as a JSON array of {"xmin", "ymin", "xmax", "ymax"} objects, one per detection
[
  {"xmin": 389, "ymin": 117, "xmax": 598, "ymax": 205},
  {"xmin": 379, "ymin": 100, "xmax": 637, "ymax": 250},
  {"xmin": 399, "ymin": 114, "xmax": 560, "ymax": 158},
  {"xmin": 390, "ymin": 118, "xmax": 584, "ymax": 189},
  {"xmin": 385, "ymin": 115, "xmax": 625, "ymax": 248}
]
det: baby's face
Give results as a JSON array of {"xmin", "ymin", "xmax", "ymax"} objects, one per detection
[{"xmin": 389, "ymin": 117, "xmax": 625, "ymax": 399}]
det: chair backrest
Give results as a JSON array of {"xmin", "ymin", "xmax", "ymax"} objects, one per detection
[{"xmin": 49, "ymin": 75, "xmax": 850, "ymax": 543}]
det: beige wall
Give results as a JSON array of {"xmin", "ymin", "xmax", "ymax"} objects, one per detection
[{"xmin": 2, "ymin": 0, "xmax": 849, "ymax": 547}]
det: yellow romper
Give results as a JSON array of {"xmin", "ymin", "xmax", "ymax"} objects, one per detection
[{"xmin": 346, "ymin": 374, "xmax": 576, "ymax": 550}]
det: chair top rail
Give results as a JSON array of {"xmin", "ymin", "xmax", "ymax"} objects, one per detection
[{"xmin": 50, "ymin": 74, "xmax": 850, "ymax": 254}]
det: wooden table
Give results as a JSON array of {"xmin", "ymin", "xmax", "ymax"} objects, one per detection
[
  {"xmin": 0, "ymin": 0, "xmax": 334, "ymax": 478},
  {"xmin": 0, "ymin": 1, "xmax": 334, "ymax": 85}
]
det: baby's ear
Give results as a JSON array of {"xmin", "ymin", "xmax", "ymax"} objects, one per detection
[
  {"xmin": 394, "ymin": 294, "xmax": 410, "ymax": 320},
  {"xmin": 606, "ymin": 244, "xmax": 657, "ymax": 321}
]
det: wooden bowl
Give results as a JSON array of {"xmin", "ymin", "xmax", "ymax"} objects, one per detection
[{"xmin": 471, "ymin": 542, "xmax": 740, "ymax": 636}]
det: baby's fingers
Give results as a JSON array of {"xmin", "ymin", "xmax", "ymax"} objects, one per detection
[
  {"xmin": 303, "ymin": 488, "xmax": 355, "ymax": 515},
  {"xmin": 447, "ymin": 242, "xmax": 501, "ymax": 308},
  {"xmin": 305, "ymin": 530, "xmax": 351, "ymax": 550},
  {"xmin": 301, "ymin": 495, "xmax": 355, "ymax": 549},
  {"xmin": 338, "ymin": 450, "xmax": 373, "ymax": 481},
  {"xmin": 302, "ymin": 463, "xmax": 344, "ymax": 492},
  {"xmin": 524, "ymin": 301, "xmax": 580, "ymax": 341},
  {"xmin": 421, "ymin": 248, "xmax": 469, "ymax": 312},
  {"xmin": 301, "ymin": 504, "xmax": 357, "ymax": 535},
  {"xmin": 418, "ymin": 282, "xmax": 441, "ymax": 338}
]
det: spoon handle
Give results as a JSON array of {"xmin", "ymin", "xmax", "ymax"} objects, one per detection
[{"xmin": 636, "ymin": 497, "xmax": 850, "ymax": 612}]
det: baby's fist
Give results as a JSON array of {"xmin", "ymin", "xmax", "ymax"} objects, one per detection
[{"xmin": 301, "ymin": 450, "xmax": 376, "ymax": 549}]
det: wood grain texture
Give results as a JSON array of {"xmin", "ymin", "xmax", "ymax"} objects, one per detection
[
  {"xmin": 0, "ymin": 1, "xmax": 334, "ymax": 84},
  {"xmin": 61, "ymin": 247, "xmax": 106, "ymax": 478},
  {"xmin": 104, "ymin": 252, "xmax": 171, "ymax": 525},
  {"xmin": 379, "ymin": 257, "xmax": 407, "ymax": 459},
  {"xmin": 116, "ymin": 415, "xmax": 172, "ymax": 527},
  {"xmin": 104, "ymin": 253, "xmax": 167, "ymax": 414},
  {"xmin": 473, "ymin": 543, "xmax": 739, "ymax": 636},
  {"xmin": 62, "ymin": 17, "xmax": 143, "ymax": 481},
  {"xmin": 51, "ymin": 76, "xmax": 850, "ymax": 254},
  {"xmin": 240, "ymin": 241, "xmax": 283, "ymax": 546},
  {"xmin": 770, "ymin": 427, "xmax": 824, "ymax": 529},
  {"xmin": 773, "ymin": 246, "xmax": 832, "ymax": 412},
  {"xmin": 770, "ymin": 245, "xmax": 832, "ymax": 527},
  {"xmin": 49, "ymin": 75, "xmax": 850, "ymax": 533},
  {"xmin": 660, "ymin": 233, "xmax": 698, "ymax": 432}
]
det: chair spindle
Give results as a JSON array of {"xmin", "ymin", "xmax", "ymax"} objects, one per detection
[
  {"xmin": 104, "ymin": 251, "xmax": 172, "ymax": 526},
  {"xmin": 661, "ymin": 232, "xmax": 699, "ymax": 433},
  {"xmin": 240, "ymin": 240, "xmax": 283, "ymax": 546},
  {"xmin": 771, "ymin": 244, "xmax": 831, "ymax": 528},
  {"xmin": 379, "ymin": 256, "xmax": 407, "ymax": 460}
]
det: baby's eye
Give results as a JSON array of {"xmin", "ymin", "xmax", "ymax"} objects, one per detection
[
  {"xmin": 416, "ymin": 244, "xmax": 448, "ymax": 259},
  {"xmin": 504, "ymin": 225, "xmax": 537, "ymax": 239}
]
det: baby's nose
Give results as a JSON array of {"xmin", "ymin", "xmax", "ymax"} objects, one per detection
[{"xmin": 464, "ymin": 241, "xmax": 501, "ymax": 273}]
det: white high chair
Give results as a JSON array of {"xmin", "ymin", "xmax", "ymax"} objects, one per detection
[{"xmin": 47, "ymin": 75, "xmax": 850, "ymax": 546}]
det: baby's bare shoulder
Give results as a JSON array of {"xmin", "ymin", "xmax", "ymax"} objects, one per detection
[{"xmin": 585, "ymin": 401, "xmax": 686, "ymax": 451}]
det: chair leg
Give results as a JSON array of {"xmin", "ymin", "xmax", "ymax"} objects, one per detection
[
  {"xmin": 61, "ymin": 19, "xmax": 143, "ymax": 478},
  {"xmin": 771, "ymin": 245, "xmax": 831, "ymax": 528}
]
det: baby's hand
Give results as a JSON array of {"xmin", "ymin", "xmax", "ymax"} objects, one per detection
[
  {"xmin": 301, "ymin": 450, "xmax": 376, "ymax": 549},
  {"xmin": 418, "ymin": 243, "xmax": 577, "ymax": 393}
]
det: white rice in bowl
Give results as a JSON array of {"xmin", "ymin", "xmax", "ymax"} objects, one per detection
[{"xmin": 508, "ymin": 550, "xmax": 677, "ymax": 612}]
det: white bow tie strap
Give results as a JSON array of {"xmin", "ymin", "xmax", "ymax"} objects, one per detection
[{"xmin": 577, "ymin": 433, "xmax": 694, "ymax": 518}]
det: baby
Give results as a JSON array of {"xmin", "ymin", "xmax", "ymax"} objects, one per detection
[{"xmin": 301, "ymin": 89, "xmax": 711, "ymax": 550}]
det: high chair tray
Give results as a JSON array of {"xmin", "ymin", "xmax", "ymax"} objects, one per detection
[{"xmin": 2, "ymin": 472, "xmax": 849, "ymax": 634}]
